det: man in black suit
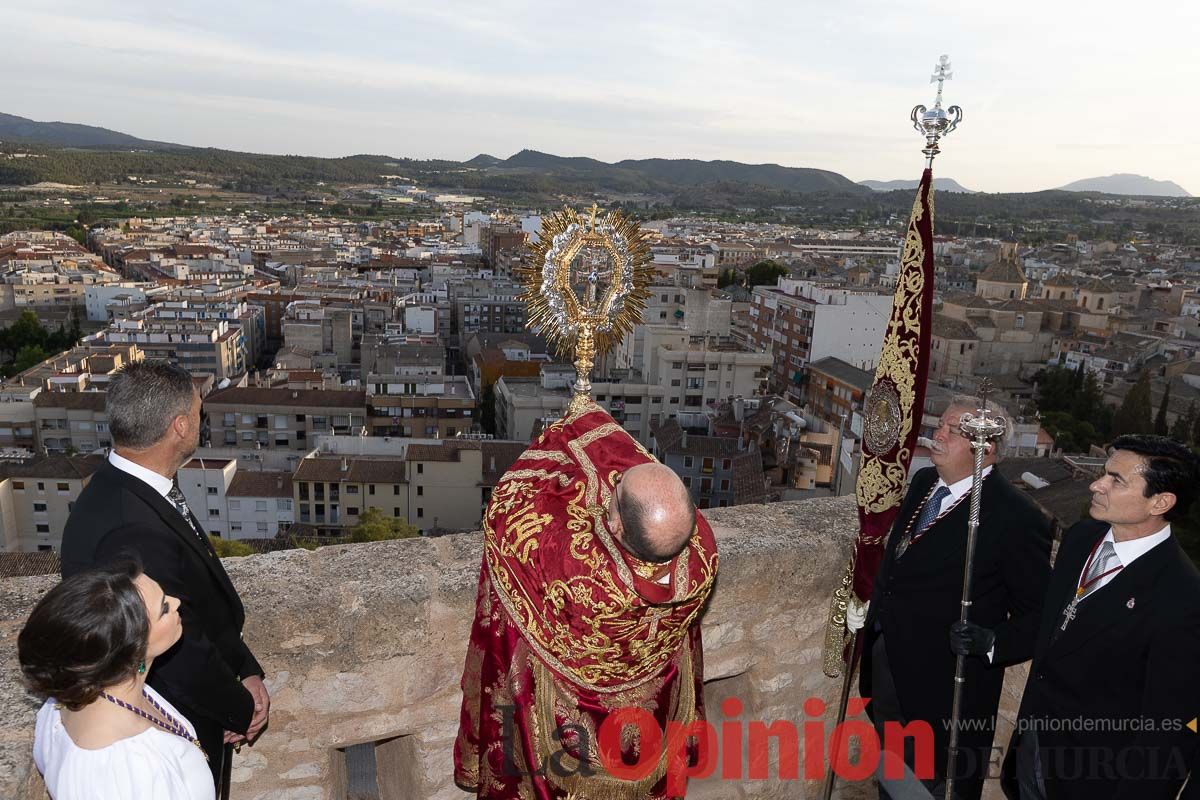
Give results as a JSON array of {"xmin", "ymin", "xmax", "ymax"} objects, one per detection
[
  {"xmin": 61, "ymin": 360, "xmax": 269, "ymax": 790},
  {"xmin": 998, "ymin": 434, "xmax": 1200, "ymax": 800},
  {"xmin": 847, "ymin": 398, "xmax": 1053, "ymax": 800}
]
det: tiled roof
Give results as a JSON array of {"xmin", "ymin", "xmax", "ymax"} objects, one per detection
[
  {"xmin": 932, "ymin": 313, "xmax": 978, "ymax": 341},
  {"xmin": 32, "ymin": 392, "xmax": 107, "ymax": 411},
  {"xmin": 205, "ymin": 387, "xmax": 367, "ymax": 408},
  {"xmin": 481, "ymin": 441, "xmax": 528, "ymax": 485},
  {"xmin": 0, "ymin": 551, "xmax": 60, "ymax": 578},
  {"xmin": 808, "ymin": 357, "xmax": 873, "ymax": 392},
  {"xmin": 294, "ymin": 456, "xmax": 404, "ymax": 484},
  {"xmin": 0, "ymin": 455, "xmax": 105, "ymax": 481},
  {"xmin": 978, "ymin": 260, "xmax": 1028, "ymax": 284},
  {"xmin": 228, "ymin": 470, "xmax": 294, "ymax": 497}
]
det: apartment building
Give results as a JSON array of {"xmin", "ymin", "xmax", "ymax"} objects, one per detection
[
  {"xmin": 803, "ymin": 357, "xmax": 872, "ymax": 428},
  {"xmin": 649, "ymin": 419, "xmax": 766, "ymax": 509},
  {"xmin": 177, "ymin": 457, "xmax": 295, "ymax": 540},
  {"xmin": 748, "ymin": 279, "xmax": 892, "ymax": 401},
  {"xmin": 33, "ymin": 392, "xmax": 110, "ymax": 454},
  {"xmin": 0, "ymin": 455, "xmax": 104, "ymax": 552},
  {"xmin": 91, "ymin": 312, "xmax": 246, "ymax": 380},
  {"xmin": 203, "ymin": 387, "xmax": 370, "ymax": 449}
]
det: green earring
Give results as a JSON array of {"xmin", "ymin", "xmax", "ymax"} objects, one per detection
[{"xmin": 137, "ymin": 661, "xmax": 146, "ymax": 675}]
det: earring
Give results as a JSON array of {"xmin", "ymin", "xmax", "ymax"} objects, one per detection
[{"xmin": 137, "ymin": 661, "xmax": 146, "ymax": 675}]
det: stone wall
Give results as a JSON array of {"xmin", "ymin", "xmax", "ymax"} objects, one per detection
[{"xmin": 0, "ymin": 497, "xmax": 1026, "ymax": 799}]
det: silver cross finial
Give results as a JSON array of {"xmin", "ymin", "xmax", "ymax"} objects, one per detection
[{"xmin": 930, "ymin": 55, "xmax": 953, "ymax": 110}]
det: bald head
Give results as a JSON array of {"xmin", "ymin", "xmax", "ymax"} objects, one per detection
[{"xmin": 608, "ymin": 463, "xmax": 696, "ymax": 563}]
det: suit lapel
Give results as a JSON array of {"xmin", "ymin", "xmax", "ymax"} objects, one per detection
[
  {"xmin": 106, "ymin": 463, "xmax": 244, "ymax": 613},
  {"xmin": 1047, "ymin": 532, "xmax": 1177, "ymax": 660}
]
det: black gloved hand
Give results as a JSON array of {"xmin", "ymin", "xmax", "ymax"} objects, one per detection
[{"xmin": 949, "ymin": 621, "xmax": 995, "ymax": 657}]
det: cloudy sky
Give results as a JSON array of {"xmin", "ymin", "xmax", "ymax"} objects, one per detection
[{"xmin": 4, "ymin": 0, "xmax": 1197, "ymax": 194}]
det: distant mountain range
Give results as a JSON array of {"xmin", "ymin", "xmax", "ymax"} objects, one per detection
[
  {"xmin": 0, "ymin": 111, "xmax": 1195, "ymax": 205},
  {"xmin": 1055, "ymin": 173, "xmax": 1191, "ymax": 197},
  {"xmin": 467, "ymin": 149, "xmax": 869, "ymax": 195},
  {"xmin": 859, "ymin": 178, "xmax": 976, "ymax": 193},
  {"xmin": 0, "ymin": 112, "xmax": 188, "ymax": 151}
]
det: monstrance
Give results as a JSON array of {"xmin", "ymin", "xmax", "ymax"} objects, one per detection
[{"xmin": 518, "ymin": 204, "xmax": 652, "ymax": 413}]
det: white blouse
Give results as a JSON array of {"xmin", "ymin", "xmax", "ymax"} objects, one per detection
[{"xmin": 33, "ymin": 684, "xmax": 215, "ymax": 800}]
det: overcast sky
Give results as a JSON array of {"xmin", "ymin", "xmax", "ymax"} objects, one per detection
[{"xmin": 4, "ymin": 0, "xmax": 1197, "ymax": 194}]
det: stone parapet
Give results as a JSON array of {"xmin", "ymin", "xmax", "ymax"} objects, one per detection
[{"xmin": 0, "ymin": 497, "xmax": 1024, "ymax": 798}]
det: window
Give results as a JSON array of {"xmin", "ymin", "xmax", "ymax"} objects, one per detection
[
  {"xmin": 369, "ymin": 485, "xmax": 376, "ymax": 495},
  {"xmin": 671, "ymin": 379, "xmax": 681, "ymax": 387},
  {"xmin": 672, "ymin": 362, "xmax": 682, "ymax": 370},
  {"xmin": 275, "ymin": 434, "xmax": 290, "ymax": 445},
  {"xmin": 277, "ymin": 499, "xmax": 292, "ymax": 512},
  {"xmin": 231, "ymin": 522, "xmax": 243, "ymax": 533},
  {"xmin": 669, "ymin": 397, "xmax": 679, "ymax": 404},
  {"xmin": 13, "ymin": 481, "xmax": 23, "ymax": 490},
  {"xmin": 256, "ymin": 500, "xmax": 268, "ymax": 512},
  {"xmin": 223, "ymin": 413, "xmax": 235, "ymax": 426},
  {"xmin": 207, "ymin": 486, "xmax": 218, "ymax": 495},
  {"xmin": 683, "ymin": 456, "xmax": 694, "ymax": 468},
  {"xmin": 348, "ymin": 507, "xmax": 359, "ymax": 516},
  {"xmin": 417, "ymin": 507, "xmax": 424, "ymax": 518},
  {"xmin": 393, "ymin": 507, "xmax": 401, "ymax": 517},
  {"xmin": 257, "ymin": 522, "xmax": 268, "ymax": 533},
  {"xmin": 417, "ymin": 486, "xmax": 424, "ymax": 496},
  {"xmin": 417, "ymin": 464, "xmax": 424, "ymax": 475},
  {"xmin": 36, "ymin": 524, "xmax": 50, "ymax": 533},
  {"xmin": 346, "ymin": 485, "xmax": 359, "ymax": 494},
  {"xmin": 702, "ymin": 458, "xmax": 715, "ymax": 474},
  {"xmin": 33, "ymin": 503, "xmax": 47, "ymax": 512},
  {"xmin": 393, "ymin": 484, "xmax": 400, "ymax": 495},
  {"xmin": 208, "ymin": 509, "xmax": 220, "ymax": 517},
  {"xmin": 722, "ymin": 459, "xmax": 732, "ymax": 471},
  {"xmin": 229, "ymin": 499, "xmax": 241, "ymax": 511},
  {"xmin": 708, "ymin": 364, "xmax": 718, "ymax": 371},
  {"xmin": 683, "ymin": 476, "xmax": 692, "ymax": 487},
  {"xmin": 720, "ymin": 479, "xmax": 730, "ymax": 491},
  {"xmin": 224, "ymin": 431, "xmax": 237, "ymax": 445},
  {"xmin": 56, "ymin": 482, "xmax": 69, "ymax": 492},
  {"xmin": 37, "ymin": 482, "xmax": 44, "ymax": 491},
  {"xmin": 315, "ymin": 484, "xmax": 325, "ymax": 501},
  {"xmin": 241, "ymin": 414, "xmax": 253, "ymax": 425}
]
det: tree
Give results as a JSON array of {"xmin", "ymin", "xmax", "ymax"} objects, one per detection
[
  {"xmin": 12, "ymin": 344, "xmax": 47, "ymax": 374},
  {"xmin": 1111, "ymin": 371, "xmax": 1154, "ymax": 438},
  {"xmin": 744, "ymin": 259, "xmax": 788, "ymax": 287},
  {"xmin": 717, "ymin": 268, "xmax": 741, "ymax": 289},
  {"xmin": 1154, "ymin": 383, "xmax": 1171, "ymax": 436},
  {"xmin": 1170, "ymin": 401, "xmax": 1196, "ymax": 443},
  {"xmin": 349, "ymin": 507, "xmax": 419, "ymax": 543}
]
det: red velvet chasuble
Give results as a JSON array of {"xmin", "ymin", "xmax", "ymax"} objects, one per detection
[{"xmin": 454, "ymin": 402, "xmax": 718, "ymax": 800}]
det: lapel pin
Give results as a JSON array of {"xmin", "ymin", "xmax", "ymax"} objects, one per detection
[{"xmin": 1126, "ymin": 597, "xmax": 1136, "ymax": 609}]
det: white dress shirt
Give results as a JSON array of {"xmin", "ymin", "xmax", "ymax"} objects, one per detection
[
  {"xmin": 932, "ymin": 466, "xmax": 993, "ymax": 517},
  {"xmin": 1082, "ymin": 524, "xmax": 1172, "ymax": 595},
  {"xmin": 108, "ymin": 450, "xmax": 174, "ymax": 498}
]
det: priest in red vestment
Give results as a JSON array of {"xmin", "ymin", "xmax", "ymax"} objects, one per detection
[{"xmin": 454, "ymin": 402, "xmax": 719, "ymax": 800}]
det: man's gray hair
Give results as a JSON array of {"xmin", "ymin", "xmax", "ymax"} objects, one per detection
[
  {"xmin": 106, "ymin": 361, "xmax": 196, "ymax": 449},
  {"xmin": 949, "ymin": 394, "xmax": 1013, "ymax": 460}
]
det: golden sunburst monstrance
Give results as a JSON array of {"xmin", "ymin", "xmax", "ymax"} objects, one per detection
[{"xmin": 517, "ymin": 204, "xmax": 652, "ymax": 413}]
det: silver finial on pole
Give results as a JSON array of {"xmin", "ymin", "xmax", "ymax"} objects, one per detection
[
  {"xmin": 944, "ymin": 378, "xmax": 1006, "ymax": 800},
  {"xmin": 911, "ymin": 54, "xmax": 964, "ymax": 167}
]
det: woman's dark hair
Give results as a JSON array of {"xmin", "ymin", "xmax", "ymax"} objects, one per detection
[
  {"xmin": 17, "ymin": 560, "xmax": 149, "ymax": 711},
  {"xmin": 1111, "ymin": 434, "xmax": 1200, "ymax": 522}
]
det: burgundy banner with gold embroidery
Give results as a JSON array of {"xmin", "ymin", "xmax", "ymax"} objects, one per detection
[
  {"xmin": 824, "ymin": 169, "xmax": 936, "ymax": 674},
  {"xmin": 455, "ymin": 402, "xmax": 718, "ymax": 800}
]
